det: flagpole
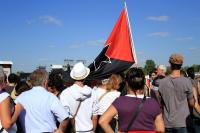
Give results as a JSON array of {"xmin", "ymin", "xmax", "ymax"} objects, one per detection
[{"xmin": 124, "ymin": 2, "xmax": 138, "ymax": 65}]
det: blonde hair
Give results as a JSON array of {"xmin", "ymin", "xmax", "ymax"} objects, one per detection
[{"xmin": 106, "ymin": 74, "xmax": 122, "ymax": 91}]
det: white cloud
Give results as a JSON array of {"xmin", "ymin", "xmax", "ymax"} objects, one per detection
[
  {"xmin": 147, "ymin": 16, "xmax": 169, "ymax": 22},
  {"xmin": 138, "ymin": 58, "xmax": 146, "ymax": 64},
  {"xmin": 19, "ymin": 63, "xmax": 26, "ymax": 66},
  {"xmin": 38, "ymin": 58, "xmax": 49, "ymax": 61},
  {"xmin": 137, "ymin": 51, "xmax": 144, "ymax": 55},
  {"xmin": 26, "ymin": 19, "xmax": 35, "ymax": 25},
  {"xmin": 86, "ymin": 39, "xmax": 105, "ymax": 46},
  {"xmin": 69, "ymin": 44, "xmax": 82, "ymax": 49},
  {"xmin": 175, "ymin": 37, "xmax": 194, "ymax": 41},
  {"xmin": 69, "ymin": 39, "xmax": 105, "ymax": 49},
  {"xmin": 48, "ymin": 45, "xmax": 56, "ymax": 48},
  {"xmin": 39, "ymin": 16, "xmax": 63, "ymax": 26},
  {"xmin": 189, "ymin": 47, "xmax": 200, "ymax": 51},
  {"xmin": 148, "ymin": 32, "xmax": 169, "ymax": 37}
]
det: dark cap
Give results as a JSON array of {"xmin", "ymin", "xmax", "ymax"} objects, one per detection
[{"xmin": 169, "ymin": 53, "xmax": 184, "ymax": 65}]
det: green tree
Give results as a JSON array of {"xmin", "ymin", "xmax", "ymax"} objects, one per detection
[
  {"xmin": 143, "ymin": 60, "xmax": 156, "ymax": 75},
  {"xmin": 166, "ymin": 66, "xmax": 171, "ymax": 75},
  {"xmin": 192, "ymin": 64, "xmax": 200, "ymax": 72},
  {"xmin": 182, "ymin": 66, "xmax": 189, "ymax": 73}
]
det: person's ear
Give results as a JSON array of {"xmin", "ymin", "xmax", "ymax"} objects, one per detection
[{"xmin": 44, "ymin": 79, "xmax": 48, "ymax": 88}]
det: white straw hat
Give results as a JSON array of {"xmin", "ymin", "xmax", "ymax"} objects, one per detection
[{"xmin": 70, "ymin": 62, "xmax": 90, "ymax": 80}]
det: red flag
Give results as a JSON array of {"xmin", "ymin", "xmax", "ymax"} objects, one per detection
[
  {"xmin": 105, "ymin": 8, "xmax": 135, "ymax": 62},
  {"xmin": 88, "ymin": 5, "xmax": 136, "ymax": 80}
]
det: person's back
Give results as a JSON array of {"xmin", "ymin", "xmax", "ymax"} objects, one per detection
[
  {"xmin": 96, "ymin": 74, "xmax": 121, "ymax": 116},
  {"xmin": 15, "ymin": 86, "xmax": 66, "ymax": 132},
  {"xmin": 13, "ymin": 69, "xmax": 69, "ymax": 133},
  {"xmin": 60, "ymin": 62, "xmax": 98, "ymax": 133},
  {"xmin": 158, "ymin": 53, "xmax": 194, "ymax": 133},
  {"xmin": 96, "ymin": 87, "xmax": 120, "ymax": 115},
  {"xmin": 113, "ymin": 95, "xmax": 161, "ymax": 131},
  {"xmin": 99, "ymin": 68, "xmax": 164, "ymax": 133},
  {"xmin": 159, "ymin": 76, "xmax": 193, "ymax": 127},
  {"xmin": 60, "ymin": 84, "xmax": 98, "ymax": 132}
]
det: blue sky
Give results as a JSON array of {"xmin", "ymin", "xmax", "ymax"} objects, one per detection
[{"xmin": 0, "ymin": 0, "xmax": 200, "ymax": 72}]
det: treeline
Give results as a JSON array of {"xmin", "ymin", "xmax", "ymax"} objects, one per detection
[{"xmin": 142, "ymin": 59, "xmax": 200, "ymax": 75}]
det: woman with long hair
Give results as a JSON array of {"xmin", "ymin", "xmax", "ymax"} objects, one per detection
[{"xmin": 95, "ymin": 74, "xmax": 122, "ymax": 133}]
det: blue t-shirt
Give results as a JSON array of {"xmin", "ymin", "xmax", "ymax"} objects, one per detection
[{"xmin": 15, "ymin": 86, "xmax": 69, "ymax": 133}]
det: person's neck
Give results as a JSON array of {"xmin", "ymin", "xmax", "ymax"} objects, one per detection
[
  {"xmin": 75, "ymin": 81, "xmax": 84, "ymax": 87},
  {"xmin": 128, "ymin": 89, "xmax": 144, "ymax": 96},
  {"xmin": 159, "ymin": 73, "xmax": 165, "ymax": 77},
  {"xmin": 9, "ymin": 83, "xmax": 15, "ymax": 87},
  {"xmin": 99, "ymin": 84, "xmax": 107, "ymax": 90},
  {"xmin": 171, "ymin": 70, "xmax": 181, "ymax": 78},
  {"xmin": 54, "ymin": 91, "xmax": 60, "ymax": 97}
]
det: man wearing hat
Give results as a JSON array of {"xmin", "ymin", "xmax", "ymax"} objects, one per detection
[
  {"xmin": 60, "ymin": 62, "xmax": 99, "ymax": 133},
  {"xmin": 158, "ymin": 54, "xmax": 197, "ymax": 133}
]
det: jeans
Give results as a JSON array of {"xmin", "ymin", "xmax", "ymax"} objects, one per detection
[
  {"xmin": 165, "ymin": 127, "xmax": 188, "ymax": 133},
  {"xmin": 191, "ymin": 125, "xmax": 200, "ymax": 133}
]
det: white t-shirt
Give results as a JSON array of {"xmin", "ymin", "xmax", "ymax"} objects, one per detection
[
  {"xmin": 0, "ymin": 92, "xmax": 17, "ymax": 133},
  {"xmin": 60, "ymin": 84, "xmax": 99, "ymax": 133},
  {"xmin": 94, "ymin": 87, "xmax": 120, "ymax": 115}
]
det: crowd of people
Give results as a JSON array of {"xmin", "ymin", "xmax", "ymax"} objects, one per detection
[{"xmin": 0, "ymin": 53, "xmax": 200, "ymax": 133}]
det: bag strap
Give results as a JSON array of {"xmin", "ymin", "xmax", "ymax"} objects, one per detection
[
  {"xmin": 98, "ymin": 91, "xmax": 110, "ymax": 102},
  {"xmin": 73, "ymin": 101, "xmax": 82, "ymax": 118},
  {"xmin": 124, "ymin": 95, "xmax": 146, "ymax": 133},
  {"xmin": 71, "ymin": 101, "xmax": 82, "ymax": 132}
]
